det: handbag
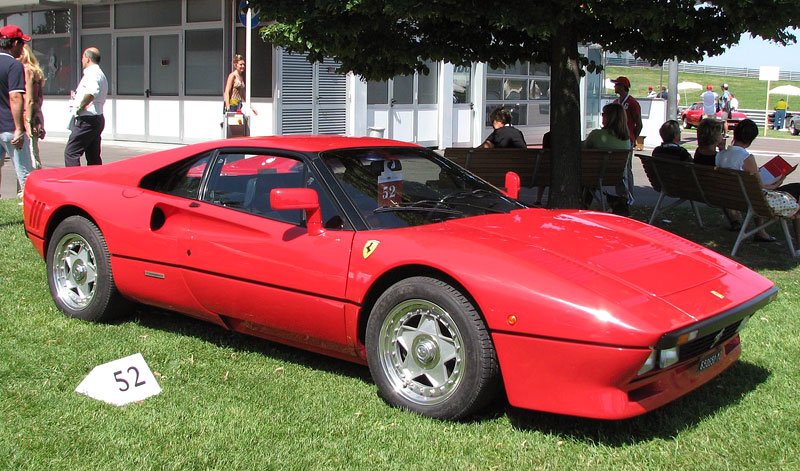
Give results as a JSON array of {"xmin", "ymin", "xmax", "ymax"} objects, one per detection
[{"xmin": 763, "ymin": 189, "xmax": 799, "ymax": 217}]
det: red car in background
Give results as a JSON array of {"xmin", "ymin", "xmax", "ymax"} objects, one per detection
[
  {"xmin": 22, "ymin": 136, "xmax": 776, "ymax": 421},
  {"xmin": 681, "ymin": 101, "xmax": 748, "ymax": 129}
]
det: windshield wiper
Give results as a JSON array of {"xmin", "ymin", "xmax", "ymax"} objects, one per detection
[
  {"xmin": 374, "ymin": 198, "xmax": 506, "ymax": 215},
  {"xmin": 373, "ymin": 203, "xmax": 464, "ymax": 215}
]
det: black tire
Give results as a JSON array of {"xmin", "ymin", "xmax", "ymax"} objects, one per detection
[
  {"xmin": 365, "ymin": 276, "xmax": 499, "ymax": 420},
  {"xmin": 682, "ymin": 117, "xmax": 692, "ymax": 129},
  {"xmin": 46, "ymin": 216, "xmax": 131, "ymax": 322}
]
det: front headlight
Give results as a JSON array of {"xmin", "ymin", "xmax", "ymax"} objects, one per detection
[{"xmin": 659, "ymin": 346, "xmax": 679, "ymax": 369}]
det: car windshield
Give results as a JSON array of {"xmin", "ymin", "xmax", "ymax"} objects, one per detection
[{"xmin": 321, "ymin": 147, "xmax": 525, "ymax": 229}]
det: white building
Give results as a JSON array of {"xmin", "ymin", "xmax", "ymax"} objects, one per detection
[{"xmin": 1, "ymin": 1, "xmax": 617, "ymax": 148}]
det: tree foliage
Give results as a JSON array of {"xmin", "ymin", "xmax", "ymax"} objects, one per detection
[{"xmin": 252, "ymin": 0, "xmax": 799, "ymax": 207}]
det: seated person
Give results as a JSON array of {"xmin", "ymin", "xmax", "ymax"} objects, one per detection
[
  {"xmin": 583, "ymin": 103, "xmax": 631, "ymax": 151},
  {"xmin": 694, "ymin": 118, "xmax": 724, "ymax": 166},
  {"xmin": 716, "ymin": 119, "xmax": 800, "ymax": 244},
  {"xmin": 651, "ymin": 120, "xmax": 692, "ymax": 161},
  {"xmin": 583, "ymin": 103, "xmax": 632, "ymax": 214},
  {"xmin": 480, "ymin": 107, "xmax": 527, "ymax": 148}
]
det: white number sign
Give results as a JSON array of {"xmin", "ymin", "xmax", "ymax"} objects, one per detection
[{"xmin": 75, "ymin": 353, "xmax": 161, "ymax": 406}]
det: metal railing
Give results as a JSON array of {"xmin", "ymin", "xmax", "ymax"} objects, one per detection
[{"xmin": 606, "ymin": 57, "xmax": 800, "ymax": 82}]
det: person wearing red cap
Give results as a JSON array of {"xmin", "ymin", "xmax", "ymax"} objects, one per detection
[
  {"xmin": 0, "ymin": 24, "xmax": 34, "ymax": 201},
  {"xmin": 610, "ymin": 76, "xmax": 642, "ymax": 146},
  {"xmin": 701, "ymin": 84, "xmax": 717, "ymax": 118}
]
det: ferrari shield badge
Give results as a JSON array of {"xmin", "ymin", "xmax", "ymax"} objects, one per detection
[{"xmin": 363, "ymin": 240, "xmax": 380, "ymax": 259}]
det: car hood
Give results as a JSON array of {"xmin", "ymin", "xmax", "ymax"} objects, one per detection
[{"xmin": 443, "ymin": 209, "xmax": 726, "ymax": 297}]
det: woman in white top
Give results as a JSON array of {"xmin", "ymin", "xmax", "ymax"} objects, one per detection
[{"xmin": 716, "ymin": 119, "xmax": 800, "ymax": 244}]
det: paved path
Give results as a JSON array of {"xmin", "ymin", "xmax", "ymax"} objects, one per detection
[{"xmin": 3, "ymin": 136, "xmax": 799, "ymax": 208}]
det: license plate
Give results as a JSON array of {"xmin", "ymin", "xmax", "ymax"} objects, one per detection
[{"xmin": 698, "ymin": 349, "xmax": 722, "ymax": 371}]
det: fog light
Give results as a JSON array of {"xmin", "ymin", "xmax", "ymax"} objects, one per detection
[
  {"xmin": 637, "ymin": 349, "xmax": 657, "ymax": 375},
  {"xmin": 659, "ymin": 346, "xmax": 679, "ymax": 368}
]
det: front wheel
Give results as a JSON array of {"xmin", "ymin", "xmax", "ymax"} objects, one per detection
[
  {"xmin": 682, "ymin": 117, "xmax": 692, "ymax": 129},
  {"xmin": 365, "ymin": 277, "xmax": 499, "ymax": 420},
  {"xmin": 46, "ymin": 216, "xmax": 131, "ymax": 321}
]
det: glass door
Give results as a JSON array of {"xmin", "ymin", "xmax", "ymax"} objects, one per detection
[{"xmin": 114, "ymin": 33, "xmax": 182, "ymax": 142}]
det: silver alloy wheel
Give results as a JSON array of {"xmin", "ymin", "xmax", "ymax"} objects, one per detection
[
  {"xmin": 378, "ymin": 298, "xmax": 464, "ymax": 406},
  {"xmin": 51, "ymin": 233, "xmax": 98, "ymax": 311}
]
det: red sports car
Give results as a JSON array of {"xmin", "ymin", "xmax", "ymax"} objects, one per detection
[
  {"xmin": 23, "ymin": 136, "xmax": 776, "ymax": 420},
  {"xmin": 681, "ymin": 101, "xmax": 748, "ymax": 129}
]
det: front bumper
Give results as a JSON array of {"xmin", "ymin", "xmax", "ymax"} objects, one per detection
[{"xmin": 493, "ymin": 331, "xmax": 742, "ymax": 419}]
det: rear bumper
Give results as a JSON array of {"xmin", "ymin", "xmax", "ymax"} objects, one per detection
[{"xmin": 493, "ymin": 332, "xmax": 741, "ymax": 420}]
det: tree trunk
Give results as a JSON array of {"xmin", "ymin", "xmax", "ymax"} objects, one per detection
[{"xmin": 547, "ymin": 26, "xmax": 582, "ymax": 209}]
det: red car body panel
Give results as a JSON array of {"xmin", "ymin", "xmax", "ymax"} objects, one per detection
[
  {"xmin": 681, "ymin": 101, "xmax": 747, "ymax": 128},
  {"xmin": 22, "ymin": 135, "xmax": 776, "ymax": 419}
]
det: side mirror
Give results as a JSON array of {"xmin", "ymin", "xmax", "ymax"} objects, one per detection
[
  {"xmin": 270, "ymin": 188, "xmax": 323, "ymax": 235},
  {"xmin": 503, "ymin": 171, "xmax": 520, "ymax": 199}
]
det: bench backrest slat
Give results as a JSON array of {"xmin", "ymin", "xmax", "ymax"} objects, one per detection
[{"xmin": 443, "ymin": 147, "xmax": 630, "ymax": 189}]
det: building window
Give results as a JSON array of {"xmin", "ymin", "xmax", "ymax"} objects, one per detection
[
  {"xmin": 186, "ymin": 29, "xmax": 223, "ymax": 96},
  {"xmin": 235, "ymin": 26, "xmax": 273, "ymax": 98},
  {"xmin": 417, "ymin": 61, "xmax": 438, "ymax": 105},
  {"xmin": 187, "ymin": 0, "xmax": 222, "ymax": 22},
  {"xmin": 453, "ymin": 65, "xmax": 470, "ymax": 104},
  {"xmin": 33, "ymin": 37, "xmax": 73, "ymax": 96},
  {"xmin": 82, "ymin": 5, "xmax": 110, "ymax": 29},
  {"xmin": 32, "ymin": 9, "xmax": 71, "ymax": 34},
  {"xmin": 485, "ymin": 61, "xmax": 551, "ymax": 126},
  {"xmin": 115, "ymin": 0, "xmax": 181, "ymax": 29}
]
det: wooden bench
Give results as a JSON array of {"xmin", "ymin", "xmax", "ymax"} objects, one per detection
[
  {"xmin": 637, "ymin": 154, "xmax": 798, "ymax": 258},
  {"xmin": 443, "ymin": 147, "xmax": 631, "ymax": 210}
]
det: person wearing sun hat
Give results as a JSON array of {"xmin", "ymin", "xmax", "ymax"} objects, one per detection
[{"xmin": 0, "ymin": 24, "xmax": 33, "ymax": 201}]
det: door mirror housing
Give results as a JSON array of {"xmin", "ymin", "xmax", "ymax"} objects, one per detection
[
  {"xmin": 270, "ymin": 188, "xmax": 323, "ymax": 235},
  {"xmin": 503, "ymin": 171, "xmax": 521, "ymax": 200}
]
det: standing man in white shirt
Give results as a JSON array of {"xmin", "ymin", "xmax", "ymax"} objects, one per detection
[{"xmin": 64, "ymin": 47, "xmax": 107, "ymax": 166}]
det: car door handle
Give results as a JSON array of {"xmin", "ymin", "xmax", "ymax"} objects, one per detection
[{"xmin": 189, "ymin": 202, "xmax": 200, "ymax": 208}]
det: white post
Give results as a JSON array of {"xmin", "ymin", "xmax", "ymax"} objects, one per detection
[
  {"xmin": 764, "ymin": 80, "xmax": 771, "ymax": 136},
  {"xmin": 246, "ymin": 8, "xmax": 252, "ymax": 113}
]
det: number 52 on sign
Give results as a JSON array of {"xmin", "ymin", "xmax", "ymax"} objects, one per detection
[{"xmin": 75, "ymin": 353, "xmax": 162, "ymax": 406}]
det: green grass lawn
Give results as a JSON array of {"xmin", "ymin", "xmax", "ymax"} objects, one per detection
[
  {"xmin": 607, "ymin": 65, "xmax": 799, "ymax": 113},
  {"xmin": 2, "ymin": 200, "xmax": 799, "ymax": 470}
]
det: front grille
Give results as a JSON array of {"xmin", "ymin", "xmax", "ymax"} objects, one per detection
[{"xmin": 678, "ymin": 319, "xmax": 742, "ymax": 361}]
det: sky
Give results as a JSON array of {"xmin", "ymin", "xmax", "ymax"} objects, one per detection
[{"xmin": 701, "ymin": 32, "xmax": 800, "ymax": 73}]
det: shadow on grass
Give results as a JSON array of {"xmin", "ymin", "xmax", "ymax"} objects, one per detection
[
  {"xmin": 507, "ymin": 360, "xmax": 770, "ymax": 443},
  {"xmin": 628, "ymin": 205, "xmax": 800, "ymax": 271},
  {"xmin": 128, "ymin": 306, "xmax": 373, "ymax": 384}
]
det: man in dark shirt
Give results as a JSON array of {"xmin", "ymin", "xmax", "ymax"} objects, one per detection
[
  {"xmin": 0, "ymin": 24, "xmax": 32, "ymax": 200},
  {"xmin": 480, "ymin": 107, "xmax": 527, "ymax": 148},
  {"xmin": 652, "ymin": 120, "xmax": 692, "ymax": 162}
]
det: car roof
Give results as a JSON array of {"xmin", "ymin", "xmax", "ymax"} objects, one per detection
[{"xmin": 205, "ymin": 135, "xmax": 420, "ymax": 153}]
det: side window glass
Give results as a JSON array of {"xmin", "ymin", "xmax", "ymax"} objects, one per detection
[
  {"xmin": 139, "ymin": 151, "xmax": 212, "ymax": 199},
  {"xmin": 203, "ymin": 152, "xmax": 344, "ymax": 228}
]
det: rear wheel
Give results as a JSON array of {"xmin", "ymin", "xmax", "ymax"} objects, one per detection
[
  {"xmin": 365, "ymin": 277, "xmax": 499, "ymax": 420},
  {"xmin": 47, "ymin": 216, "xmax": 131, "ymax": 321}
]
